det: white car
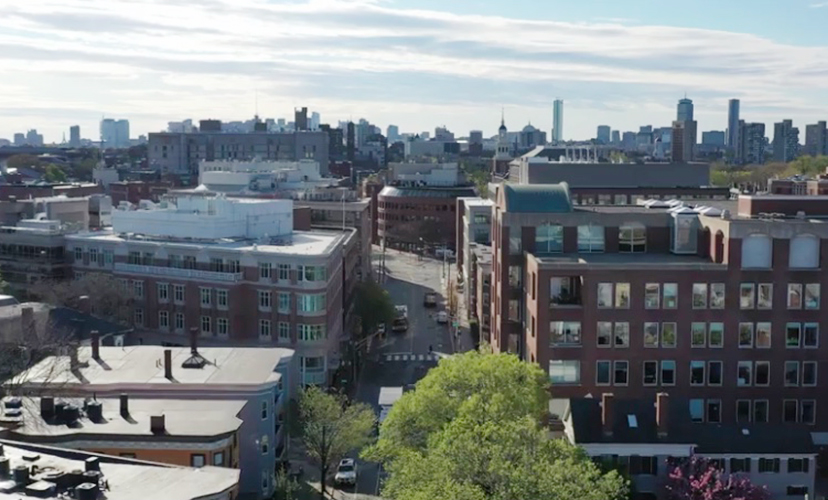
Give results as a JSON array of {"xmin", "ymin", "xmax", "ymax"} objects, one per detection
[
  {"xmin": 436, "ymin": 311, "xmax": 449, "ymax": 324},
  {"xmin": 335, "ymin": 458, "xmax": 357, "ymax": 486}
]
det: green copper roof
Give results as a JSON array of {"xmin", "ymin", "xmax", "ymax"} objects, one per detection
[{"xmin": 503, "ymin": 183, "xmax": 572, "ymax": 213}]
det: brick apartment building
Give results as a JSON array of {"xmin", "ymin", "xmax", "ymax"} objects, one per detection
[{"xmin": 490, "ymin": 183, "xmax": 828, "ymax": 433}]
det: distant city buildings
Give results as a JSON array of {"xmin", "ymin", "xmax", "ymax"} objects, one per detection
[
  {"xmin": 727, "ymin": 99, "xmax": 740, "ymax": 150},
  {"xmin": 804, "ymin": 121, "xmax": 827, "ymax": 157},
  {"xmin": 611, "ymin": 130, "xmax": 621, "ymax": 145},
  {"xmin": 676, "ymin": 97, "xmax": 694, "ymax": 122},
  {"xmin": 773, "ymin": 119, "xmax": 800, "ymax": 162},
  {"xmin": 701, "ymin": 130, "xmax": 725, "ymax": 147},
  {"xmin": 596, "ymin": 125, "xmax": 611, "ymax": 145},
  {"xmin": 671, "ymin": 120, "xmax": 697, "ymax": 162},
  {"xmin": 386, "ymin": 124, "xmax": 400, "ymax": 142},
  {"xmin": 100, "ymin": 118, "xmax": 130, "ymax": 148},
  {"xmin": 552, "ymin": 99, "xmax": 564, "ymax": 143},
  {"xmin": 69, "ymin": 125, "xmax": 81, "ymax": 147},
  {"xmin": 737, "ymin": 121, "xmax": 766, "ymax": 165}
]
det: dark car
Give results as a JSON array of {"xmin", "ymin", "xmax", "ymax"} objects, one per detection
[{"xmin": 424, "ymin": 292, "xmax": 438, "ymax": 307}]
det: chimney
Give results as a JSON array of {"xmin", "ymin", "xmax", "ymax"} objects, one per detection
[
  {"xmin": 601, "ymin": 393, "xmax": 614, "ymax": 437},
  {"xmin": 20, "ymin": 307, "xmax": 34, "ymax": 335},
  {"xmin": 189, "ymin": 327, "xmax": 199, "ymax": 354},
  {"xmin": 76, "ymin": 295, "xmax": 91, "ymax": 314},
  {"xmin": 150, "ymin": 415, "xmax": 165, "ymax": 434},
  {"xmin": 164, "ymin": 349, "xmax": 172, "ymax": 379},
  {"xmin": 40, "ymin": 397, "xmax": 55, "ymax": 420},
  {"xmin": 656, "ymin": 393, "xmax": 669, "ymax": 437},
  {"xmin": 119, "ymin": 393, "xmax": 129, "ymax": 418},
  {"xmin": 90, "ymin": 331, "xmax": 100, "ymax": 360}
]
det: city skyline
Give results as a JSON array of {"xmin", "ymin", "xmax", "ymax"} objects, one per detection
[{"xmin": 2, "ymin": 0, "xmax": 828, "ymax": 142}]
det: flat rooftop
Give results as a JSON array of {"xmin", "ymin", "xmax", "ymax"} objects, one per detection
[
  {"xmin": 0, "ymin": 440, "xmax": 238, "ymax": 500},
  {"xmin": 2, "ymin": 397, "xmax": 244, "ymax": 439},
  {"xmin": 66, "ymin": 229, "xmax": 346, "ymax": 256},
  {"xmin": 534, "ymin": 252, "xmax": 726, "ymax": 270},
  {"xmin": 20, "ymin": 346, "xmax": 292, "ymax": 388}
]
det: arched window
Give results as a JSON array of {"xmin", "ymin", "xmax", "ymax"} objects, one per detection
[
  {"xmin": 535, "ymin": 224, "xmax": 563, "ymax": 254},
  {"xmin": 741, "ymin": 233, "xmax": 772, "ymax": 269},
  {"xmin": 789, "ymin": 234, "xmax": 820, "ymax": 269},
  {"xmin": 619, "ymin": 223, "xmax": 646, "ymax": 253}
]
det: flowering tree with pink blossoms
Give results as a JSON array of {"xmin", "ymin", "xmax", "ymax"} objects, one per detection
[{"xmin": 664, "ymin": 456, "xmax": 770, "ymax": 500}]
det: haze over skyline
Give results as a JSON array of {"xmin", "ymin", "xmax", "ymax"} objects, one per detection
[{"xmin": 2, "ymin": 0, "xmax": 828, "ymax": 142}]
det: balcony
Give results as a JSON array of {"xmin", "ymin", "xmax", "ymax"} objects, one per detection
[
  {"xmin": 550, "ymin": 277, "xmax": 583, "ymax": 308},
  {"xmin": 115, "ymin": 263, "xmax": 243, "ymax": 283}
]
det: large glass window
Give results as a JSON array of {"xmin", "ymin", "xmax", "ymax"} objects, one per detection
[
  {"xmin": 789, "ymin": 234, "xmax": 819, "ymax": 269},
  {"xmin": 597, "ymin": 283, "xmax": 613, "ymax": 308},
  {"xmin": 297, "ymin": 324, "xmax": 327, "ymax": 342},
  {"xmin": 741, "ymin": 233, "xmax": 772, "ymax": 268},
  {"xmin": 644, "ymin": 283, "xmax": 660, "ymax": 309},
  {"xmin": 740, "ymin": 283, "xmax": 755, "ymax": 309},
  {"xmin": 757, "ymin": 283, "xmax": 773, "ymax": 309},
  {"xmin": 661, "ymin": 360, "xmax": 676, "ymax": 385},
  {"xmin": 535, "ymin": 224, "xmax": 563, "ymax": 254},
  {"xmin": 549, "ymin": 322, "xmax": 582, "ymax": 346},
  {"xmin": 710, "ymin": 283, "xmax": 725, "ymax": 309},
  {"xmin": 596, "ymin": 361, "xmax": 611, "ymax": 385},
  {"xmin": 577, "ymin": 225, "xmax": 604, "ymax": 252},
  {"xmin": 597, "ymin": 322, "xmax": 612, "ymax": 347},
  {"xmin": 661, "ymin": 323, "xmax": 677, "ymax": 348},
  {"xmin": 663, "ymin": 283, "xmax": 678, "ymax": 309},
  {"xmin": 805, "ymin": 284, "xmax": 821, "ymax": 310},
  {"xmin": 643, "ymin": 361, "xmax": 658, "ymax": 386},
  {"xmin": 613, "ymin": 361, "xmax": 628, "ymax": 385},
  {"xmin": 614, "ymin": 283, "xmax": 630, "ymax": 308},
  {"xmin": 298, "ymin": 294, "xmax": 326, "ymax": 313},
  {"xmin": 614, "ymin": 323, "xmax": 629, "ymax": 347},
  {"xmin": 643, "ymin": 323, "xmax": 659, "ymax": 347},
  {"xmin": 549, "ymin": 360, "xmax": 580, "ymax": 385},
  {"xmin": 619, "ymin": 223, "xmax": 646, "ymax": 253},
  {"xmin": 692, "ymin": 284, "xmax": 707, "ymax": 309},
  {"xmin": 689, "ymin": 399, "xmax": 704, "ymax": 422}
]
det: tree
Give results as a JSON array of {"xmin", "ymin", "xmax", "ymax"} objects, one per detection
[
  {"xmin": 272, "ymin": 469, "xmax": 301, "ymax": 500},
  {"xmin": 665, "ymin": 456, "xmax": 770, "ymax": 500},
  {"xmin": 6, "ymin": 154, "xmax": 42, "ymax": 171},
  {"xmin": 353, "ymin": 280, "xmax": 395, "ymax": 338},
  {"xmin": 299, "ymin": 386, "xmax": 375, "ymax": 499},
  {"xmin": 363, "ymin": 349, "xmax": 628, "ymax": 500},
  {"xmin": 31, "ymin": 272, "xmax": 133, "ymax": 326},
  {"xmin": 466, "ymin": 169, "xmax": 490, "ymax": 197},
  {"xmin": 43, "ymin": 164, "xmax": 67, "ymax": 183}
]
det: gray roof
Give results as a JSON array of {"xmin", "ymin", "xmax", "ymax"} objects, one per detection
[
  {"xmin": 0, "ymin": 302, "xmax": 130, "ymax": 344},
  {"xmin": 503, "ymin": 183, "xmax": 572, "ymax": 213},
  {"xmin": 379, "ymin": 186, "xmax": 477, "ymax": 199}
]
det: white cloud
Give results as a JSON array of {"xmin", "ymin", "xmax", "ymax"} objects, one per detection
[{"xmin": 0, "ymin": 0, "xmax": 826, "ymax": 141}]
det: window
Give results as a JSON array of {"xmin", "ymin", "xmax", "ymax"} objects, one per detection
[
  {"xmin": 692, "ymin": 284, "xmax": 707, "ymax": 309},
  {"xmin": 643, "ymin": 361, "xmax": 658, "ymax": 386},
  {"xmin": 789, "ymin": 234, "xmax": 819, "ymax": 268},
  {"xmin": 134, "ymin": 308, "xmax": 144, "ymax": 326},
  {"xmin": 755, "ymin": 361, "xmax": 770, "ymax": 386},
  {"xmin": 549, "ymin": 360, "xmax": 580, "ymax": 385},
  {"xmin": 644, "ymin": 283, "xmax": 659, "ymax": 309},
  {"xmin": 298, "ymin": 294, "xmax": 326, "ymax": 313},
  {"xmin": 259, "ymin": 262, "xmax": 272, "ymax": 279},
  {"xmin": 630, "ymin": 456, "xmax": 657, "ymax": 476},
  {"xmin": 278, "ymin": 322, "xmax": 290, "ymax": 341},
  {"xmin": 758, "ymin": 458, "xmax": 780, "ymax": 474},
  {"xmin": 213, "ymin": 452, "xmax": 224, "ymax": 467},
  {"xmin": 788, "ymin": 283, "xmax": 803, "ymax": 309},
  {"xmin": 803, "ymin": 361, "xmax": 817, "ymax": 386},
  {"xmin": 191, "ymin": 454, "xmax": 206, "ymax": 468},
  {"xmin": 756, "ymin": 323, "xmax": 771, "ymax": 348},
  {"xmin": 259, "ymin": 319, "xmax": 272, "ymax": 339},
  {"xmin": 89, "ymin": 248, "xmax": 98, "ymax": 264},
  {"xmin": 173, "ymin": 284, "xmax": 185, "ymax": 304},
  {"xmin": 788, "ymin": 458, "xmax": 810, "ymax": 474},
  {"xmin": 577, "ymin": 225, "xmax": 604, "ymax": 252},
  {"xmin": 596, "ymin": 361, "xmax": 611, "ymax": 386},
  {"xmin": 708, "ymin": 323, "xmax": 723, "ymax": 347},
  {"xmin": 216, "ymin": 289, "xmax": 228, "ymax": 309},
  {"xmin": 200, "ymin": 315, "xmax": 211, "ymax": 334},
  {"xmin": 661, "ymin": 323, "xmax": 677, "ymax": 348},
  {"xmin": 737, "ymin": 400, "xmax": 751, "ymax": 423},
  {"xmin": 619, "ymin": 223, "xmax": 646, "ymax": 253},
  {"xmin": 278, "ymin": 293, "xmax": 290, "ymax": 313},
  {"xmin": 706, "ymin": 400, "xmax": 722, "ymax": 423},
  {"xmin": 738, "ymin": 323, "xmax": 753, "ymax": 348},
  {"xmin": 740, "ymin": 283, "xmax": 755, "ymax": 309},
  {"xmin": 741, "ymin": 233, "xmax": 771, "ymax": 268},
  {"xmin": 597, "ymin": 322, "xmax": 612, "ymax": 347},
  {"xmin": 258, "ymin": 290, "xmax": 272, "ymax": 311},
  {"xmin": 643, "ymin": 323, "xmax": 659, "ymax": 347},
  {"xmin": 261, "ymin": 400, "xmax": 268, "ymax": 419},
  {"xmin": 710, "ymin": 283, "xmax": 725, "ymax": 309},
  {"xmin": 127, "ymin": 250, "xmax": 139, "ymax": 264},
  {"xmin": 159, "ymin": 311, "xmax": 169, "ymax": 330},
  {"xmin": 200, "ymin": 287, "xmax": 211, "ymax": 307},
  {"xmin": 758, "ymin": 283, "xmax": 773, "ymax": 309},
  {"xmin": 783, "ymin": 400, "xmax": 799, "ymax": 423},
  {"xmin": 535, "ymin": 224, "xmax": 563, "ymax": 254},
  {"xmin": 691, "ymin": 323, "xmax": 706, "ymax": 348},
  {"xmin": 597, "ymin": 283, "xmax": 613, "ymax": 308},
  {"xmin": 73, "ymin": 247, "xmax": 83, "ymax": 261},
  {"xmin": 615, "ymin": 283, "xmax": 630, "ymax": 308},
  {"xmin": 297, "ymin": 324, "xmax": 327, "ymax": 342},
  {"xmin": 663, "ymin": 283, "xmax": 677, "ymax": 309},
  {"xmin": 786, "ymin": 323, "xmax": 802, "ymax": 348},
  {"xmin": 689, "ymin": 399, "xmax": 704, "ymax": 423},
  {"xmin": 754, "ymin": 400, "xmax": 769, "ymax": 423},
  {"xmin": 708, "ymin": 361, "xmax": 722, "ymax": 385},
  {"xmin": 804, "ymin": 323, "xmax": 819, "ymax": 348},
  {"xmin": 737, "ymin": 361, "xmax": 752, "ymax": 386},
  {"xmin": 785, "ymin": 361, "xmax": 800, "ymax": 386},
  {"xmin": 509, "ymin": 235, "xmax": 522, "ymax": 255},
  {"xmin": 730, "ymin": 458, "xmax": 751, "ymax": 473},
  {"xmin": 103, "ymin": 249, "xmax": 114, "ymax": 265},
  {"xmin": 613, "ymin": 361, "xmax": 628, "ymax": 385},
  {"xmin": 278, "ymin": 264, "xmax": 290, "ymax": 280},
  {"xmin": 302, "ymin": 265, "xmax": 327, "ymax": 282},
  {"xmin": 690, "ymin": 361, "xmax": 705, "ymax": 386},
  {"xmin": 261, "ymin": 435, "xmax": 269, "ymax": 455},
  {"xmin": 217, "ymin": 317, "xmax": 228, "ymax": 336},
  {"xmin": 262, "ymin": 471, "xmax": 269, "ymax": 492},
  {"xmin": 805, "ymin": 284, "xmax": 820, "ymax": 309},
  {"xmin": 133, "ymin": 280, "xmax": 144, "ymax": 299},
  {"xmin": 614, "ymin": 322, "xmax": 629, "ymax": 347},
  {"xmin": 550, "ymin": 322, "xmax": 581, "ymax": 346},
  {"xmin": 661, "ymin": 360, "xmax": 676, "ymax": 385},
  {"xmin": 174, "ymin": 312, "xmax": 185, "ymax": 331},
  {"xmin": 801, "ymin": 400, "xmax": 816, "ymax": 425},
  {"xmin": 157, "ymin": 283, "xmax": 169, "ymax": 302}
]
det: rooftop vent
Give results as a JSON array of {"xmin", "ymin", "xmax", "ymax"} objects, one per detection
[{"xmin": 181, "ymin": 327, "xmax": 208, "ymax": 369}]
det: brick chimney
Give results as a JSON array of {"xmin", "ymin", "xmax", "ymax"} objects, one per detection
[
  {"xmin": 90, "ymin": 330, "xmax": 100, "ymax": 360},
  {"xmin": 656, "ymin": 393, "xmax": 669, "ymax": 437},
  {"xmin": 150, "ymin": 415, "xmax": 165, "ymax": 434},
  {"xmin": 601, "ymin": 393, "xmax": 614, "ymax": 437},
  {"xmin": 119, "ymin": 393, "xmax": 129, "ymax": 418},
  {"xmin": 164, "ymin": 349, "xmax": 172, "ymax": 379}
]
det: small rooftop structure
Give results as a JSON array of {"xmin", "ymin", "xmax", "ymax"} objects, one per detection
[{"xmin": 502, "ymin": 183, "xmax": 572, "ymax": 213}]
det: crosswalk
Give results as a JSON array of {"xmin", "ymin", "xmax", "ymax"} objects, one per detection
[{"xmin": 384, "ymin": 353, "xmax": 440, "ymax": 362}]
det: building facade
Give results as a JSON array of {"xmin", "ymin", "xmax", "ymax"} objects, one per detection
[
  {"xmin": 773, "ymin": 120, "xmax": 800, "ymax": 162},
  {"xmin": 738, "ymin": 121, "xmax": 766, "ymax": 165},
  {"xmin": 552, "ymin": 100, "xmax": 564, "ymax": 143},
  {"xmin": 727, "ymin": 99, "xmax": 740, "ymax": 150},
  {"xmin": 456, "ymin": 197, "xmax": 493, "ymax": 305},
  {"xmin": 671, "ymin": 120, "xmax": 697, "ymax": 162},
  {"xmin": 804, "ymin": 121, "xmax": 827, "ymax": 157}
]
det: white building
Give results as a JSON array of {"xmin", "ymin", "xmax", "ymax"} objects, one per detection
[
  {"xmin": 198, "ymin": 159, "xmax": 335, "ymax": 194},
  {"xmin": 457, "ymin": 197, "xmax": 493, "ymax": 304},
  {"xmin": 101, "ymin": 118, "xmax": 130, "ymax": 148},
  {"xmin": 390, "ymin": 162, "xmax": 461, "ymax": 186}
]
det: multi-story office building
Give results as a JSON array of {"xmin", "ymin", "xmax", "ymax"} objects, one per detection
[
  {"xmin": 737, "ymin": 121, "xmax": 766, "ymax": 165},
  {"xmin": 727, "ymin": 99, "xmax": 740, "ymax": 150},
  {"xmin": 611, "ymin": 130, "xmax": 621, "ymax": 145},
  {"xmin": 804, "ymin": 121, "xmax": 827, "ymax": 157},
  {"xmin": 490, "ymin": 182, "xmax": 828, "ymax": 433},
  {"xmin": 25, "ymin": 129, "xmax": 44, "ymax": 147},
  {"xmin": 677, "ymin": 98, "xmax": 694, "ymax": 122},
  {"xmin": 65, "ymin": 194, "xmax": 354, "ymax": 389},
  {"xmin": 773, "ymin": 119, "xmax": 800, "ymax": 162},
  {"xmin": 552, "ymin": 100, "xmax": 564, "ymax": 143},
  {"xmin": 69, "ymin": 125, "xmax": 81, "ymax": 148},
  {"xmin": 596, "ymin": 126, "xmax": 611, "ymax": 145},
  {"xmin": 456, "ymin": 197, "xmax": 493, "ymax": 298},
  {"xmin": 671, "ymin": 120, "xmax": 697, "ymax": 162},
  {"xmin": 701, "ymin": 131, "xmax": 725, "ymax": 147},
  {"xmin": 100, "ymin": 119, "xmax": 130, "ymax": 149}
]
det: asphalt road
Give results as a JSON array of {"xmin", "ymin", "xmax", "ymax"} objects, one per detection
[{"xmin": 335, "ymin": 248, "xmax": 454, "ymax": 497}]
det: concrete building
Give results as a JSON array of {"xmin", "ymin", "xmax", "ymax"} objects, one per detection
[
  {"xmin": 147, "ymin": 130, "xmax": 330, "ymax": 176},
  {"xmin": 25, "ymin": 130, "xmax": 44, "ymax": 147},
  {"xmin": 0, "ymin": 183, "xmax": 102, "ymax": 202},
  {"xmin": 804, "ymin": 121, "xmax": 827, "ymax": 157},
  {"xmin": 15, "ymin": 342, "xmax": 294, "ymax": 499},
  {"xmin": 701, "ymin": 131, "xmax": 725, "ymax": 147},
  {"xmin": 69, "ymin": 125, "xmax": 81, "ymax": 148},
  {"xmin": 552, "ymin": 100, "xmax": 564, "ymax": 143},
  {"xmin": 489, "ymin": 182, "xmax": 828, "ymax": 437},
  {"xmin": 13, "ymin": 133, "xmax": 24, "ymax": 146},
  {"xmin": 727, "ymin": 99, "xmax": 740, "ymax": 150},
  {"xmin": 403, "ymin": 137, "xmax": 458, "ymax": 159},
  {"xmin": 100, "ymin": 119, "xmax": 130, "ymax": 149},
  {"xmin": 773, "ymin": 120, "xmax": 800, "ymax": 162},
  {"xmin": 390, "ymin": 162, "xmax": 461, "ymax": 187},
  {"xmin": 472, "ymin": 244, "xmax": 492, "ymax": 341},
  {"xmin": 596, "ymin": 126, "xmax": 611, "ymax": 145},
  {"xmin": 737, "ymin": 121, "xmax": 766, "ymax": 165},
  {"xmin": 469, "ymin": 130, "xmax": 484, "ymax": 156},
  {"xmin": 519, "ymin": 124, "xmax": 546, "ymax": 150},
  {"xmin": 0, "ymin": 440, "xmax": 240, "ymax": 500},
  {"xmin": 621, "ymin": 131, "xmax": 636, "ymax": 151},
  {"xmin": 671, "ymin": 120, "xmax": 697, "ymax": 162},
  {"xmin": 611, "ymin": 130, "xmax": 621, "ymax": 145},
  {"xmin": 456, "ymin": 197, "xmax": 493, "ymax": 316}
]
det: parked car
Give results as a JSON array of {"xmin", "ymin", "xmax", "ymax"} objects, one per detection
[
  {"xmin": 335, "ymin": 458, "xmax": 357, "ymax": 486},
  {"xmin": 377, "ymin": 323, "xmax": 386, "ymax": 336},
  {"xmin": 424, "ymin": 292, "xmax": 438, "ymax": 307},
  {"xmin": 436, "ymin": 311, "xmax": 449, "ymax": 324}
]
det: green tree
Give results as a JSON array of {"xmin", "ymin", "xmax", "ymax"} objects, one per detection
[
  {"xmin": 272, "ymin": 469, "xmax": 301, "ymax": 500},
  {"xmin": 74, "ymin": 158, "xmax": 98, "ymax": 181},
  {"xmin": 299, "ymin": 386, "xmax": 375, "ymax": 499},
  {"xmin": 364, "ymin": 349, "xmax": 628, "ymax": 500},
  {"xmin": 354, "ymin": 280, "xmax": 395, "ymax": 338},
  {"xmin": 43, "ymin": 164, "xmax": 67, "ymax": 183},
  {"xmin": 467, "ymin": 169, "xmax": 490, "ymax": 197},
  {"xmin": 5, "ymin": 154, "xmax": 42, "ymax": 171}
]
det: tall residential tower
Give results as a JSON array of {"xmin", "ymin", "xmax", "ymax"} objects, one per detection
[
  {"xmin": 727, "ymin": 99, "xmax": 740, "ymax": 150},
  {"xmin": 552, "ymin": 99, "xmax": 564, "ymax": 143}
]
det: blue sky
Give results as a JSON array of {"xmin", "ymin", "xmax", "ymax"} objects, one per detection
[{"xmin": 1, "ymin": 0, "xmax": 827, "ymax": 143}]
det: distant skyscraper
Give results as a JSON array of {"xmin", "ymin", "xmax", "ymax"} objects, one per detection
[
  {"xmin": 738, "ymin": 121, "xmax": 766, "ymax": 164},
  {"xmin": 100, "ymin": 118, "xmax": 130, "ymax": 148},
  {"xmin": 727, "ymin": 99, "xmax": 740, "ymax": 149},
  {"xmin": 677, "ymin": 98, "xmax": 694, "ymax": 122},
  {"xmin": 25, "ymin": 129, "xmax": 44, "ymax": 147},
  {"xmin": 310, "ymin": 111, "xmax": 320, "ymax": 131},
  {"xmin": 773, "ymin": 119, "xmax": 800, "ymax": 162},
  {"xmin": 804, "ymin": 121, "xmax": 827, "ymax": 157},
  {"xmin": 69, "ymin": 125, "xmax": 81, "ymax": 147},
  {"xmin": 596, "ymin": 125, "xmax": 611, "ymax": 144},
  {"xmin": 294, "ymin": 107, "xmax": 308, "ymax": 131},
  {"xmin": 611, "ymin": 130, "xmax": 621, "ymax": 144},
  {"xmin": 701, "ymin": 131, "xmax": 726, "ymax": 146},
  {"xmin": 671, "ymin": 120, "xmax": 697, "ymax": 162},
  {"xmin": 552, "ymin": 99, "xmax": 564, "ymax": 142},
  {"xmin": 386, "ymin": 125, "xmax": 399, "ymax": 142}
]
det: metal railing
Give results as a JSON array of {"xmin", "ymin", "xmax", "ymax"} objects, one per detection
[{"xmin": 114, "ymin": 263, "xmax": 243, "ymax": 283}]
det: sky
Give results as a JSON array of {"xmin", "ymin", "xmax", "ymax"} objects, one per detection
[{"xmin": 2, "ymin": 0, "xmax": 828, "ymax": 143}]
